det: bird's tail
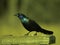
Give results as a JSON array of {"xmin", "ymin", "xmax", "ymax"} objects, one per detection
[{"xmin": 39, "ymin": 29, "xmax": 53, "ymax": 35}]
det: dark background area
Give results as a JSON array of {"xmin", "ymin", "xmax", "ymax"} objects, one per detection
[{"xmin": 0, "ymin": 0, "xmax": 60, "ymax": 24}]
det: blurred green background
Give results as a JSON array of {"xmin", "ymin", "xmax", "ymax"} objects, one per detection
[{"xmin": 0, "ymin": 0, "xmax": 60, "ymax": 45}]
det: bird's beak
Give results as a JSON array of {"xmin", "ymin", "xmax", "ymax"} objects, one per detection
[{"xmin": 14, "ymin": 14, "xmax": 17, "ymax": 16}]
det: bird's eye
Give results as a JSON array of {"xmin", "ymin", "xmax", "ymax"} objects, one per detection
[{"xmin": 19, "ymin": 15, "xmax": 23, "ymax": 18}]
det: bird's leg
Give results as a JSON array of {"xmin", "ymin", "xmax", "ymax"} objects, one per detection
[
  {"xmin": 34, "ymin": 32, "xmax": 37, "ymax": 36},
  {"xmin": 25, "ymin": 32, "xmax": 30, "ymax": 36}
]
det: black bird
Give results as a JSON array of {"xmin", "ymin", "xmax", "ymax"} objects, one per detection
[{"xmin": 15, "ymin": 13, "xmax": 53, "ymax": 35}]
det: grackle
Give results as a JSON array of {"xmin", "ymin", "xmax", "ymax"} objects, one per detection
[{"xmin": 15, "ymin": 13, "xmax": 53, "ymax": 35}]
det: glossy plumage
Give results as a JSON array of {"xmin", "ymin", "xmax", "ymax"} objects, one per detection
[{"xmin": 15, "ymin": 13, "xmax": 53, "ymax": 35}]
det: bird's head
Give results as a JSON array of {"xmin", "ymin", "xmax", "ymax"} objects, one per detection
[
  {"xmin": 15, "ymin": 13, "xmax": 29, "ymax": 23},
  {"xmin": 15, "ymin": 13, "xmax": 26, "ymax": 19}
]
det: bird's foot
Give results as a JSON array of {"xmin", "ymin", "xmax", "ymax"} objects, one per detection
[
  {"xmin": 24, "ymin": 32, "xmax": 30, "ymax": 36},
  {"xmin": 34, "ymin": 33, "xmax": 37, "ymax": 36}
]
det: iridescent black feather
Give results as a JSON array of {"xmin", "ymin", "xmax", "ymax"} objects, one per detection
[{"xmin": 15, "ymin": 13, "xmax": 53, "ymax": 35}]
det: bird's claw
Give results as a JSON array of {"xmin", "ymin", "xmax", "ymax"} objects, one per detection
[{"xmin": 34, "ymin": 33, "xmax": 37, "ymax": 36}]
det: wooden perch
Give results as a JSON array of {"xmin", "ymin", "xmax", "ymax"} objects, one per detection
[{"xmin": 0, "ymin": 35, "xmax": 56, "ymax": 45}]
